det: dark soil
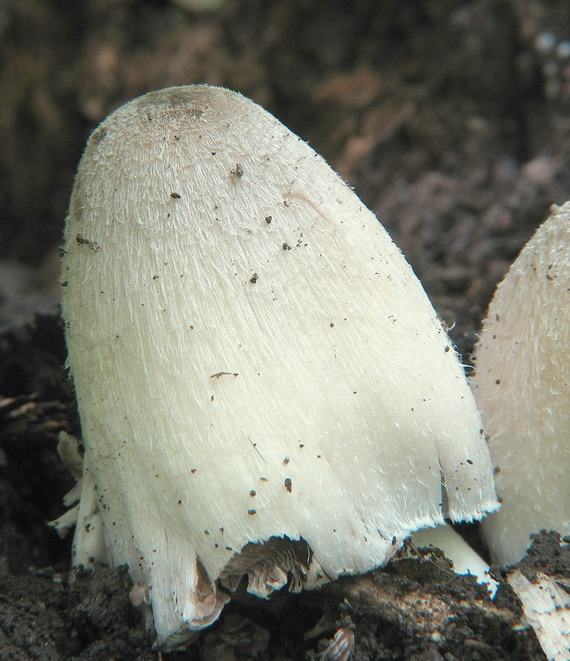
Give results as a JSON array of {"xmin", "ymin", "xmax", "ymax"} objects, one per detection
[{"xmin": 0, "ymin": 1, "xmax": 568, "ymax": 659}]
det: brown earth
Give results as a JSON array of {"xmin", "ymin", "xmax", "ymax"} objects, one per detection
[{"xmin": 0, "ymin": 1, "xmax": 569, "ymax": 659}]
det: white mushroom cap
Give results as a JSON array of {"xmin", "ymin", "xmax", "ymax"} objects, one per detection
[
  {"xmin": 60, "ymin": 85, "xmax": 498, "ymax": 645},
  {"xmin": 473, "ymin": 203, "xmax": 570, "ymax": 567}
]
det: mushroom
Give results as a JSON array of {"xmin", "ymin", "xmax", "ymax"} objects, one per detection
[
  {"xmin": 58, "ymin": 85, "xmax": 498, "ymax": 646},
  {"xmin": 471, "ymin": 202, "xmax": 569, "ymax": 567}
]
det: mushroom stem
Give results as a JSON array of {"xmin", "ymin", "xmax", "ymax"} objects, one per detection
[{"xmin": 411, "ymin": 524, "xmax": 498, "ymax": 597}]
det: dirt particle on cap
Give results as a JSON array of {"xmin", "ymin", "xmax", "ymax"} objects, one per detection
[
  {"xmin": 76, "ymin": 234, "xmax": 100, "ymax": 252},
  {"xmin": 231, "ymin": 164, "xmax": 244, "ymax": 179},
  {"xmin": 91, "ymin": 127, "xmax": 107, "ymax": 143}
]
